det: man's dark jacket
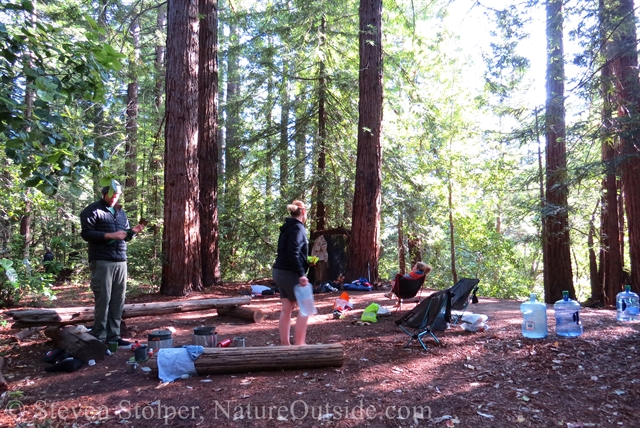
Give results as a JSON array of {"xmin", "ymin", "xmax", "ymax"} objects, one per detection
[
  {"xmin": 80, "ymin": 199, "xmax": 132, "ymax": 262},
  {"xmin": 272, "ymin": 217, "xmax": 309, "ymax": 277}
]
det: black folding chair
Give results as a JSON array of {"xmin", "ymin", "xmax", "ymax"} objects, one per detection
[
  {"xmin": 390, "ymin": 273, "xmax": 426, "ymax": 310},
  {"xmin": 395, "ymin": 289, "xmax": 452, "ymax": 351},
  {"xmin": 448, "ymin": 278, "xmax": 480, "ymax": 325}
]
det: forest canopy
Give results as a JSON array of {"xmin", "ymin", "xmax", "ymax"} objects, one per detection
[{"xmin": 0, "ymin": 0, "xmax": 638, "ymax": 307}]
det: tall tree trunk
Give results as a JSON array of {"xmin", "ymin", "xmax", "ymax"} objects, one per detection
[
  {"xmin": 448, "ymin": 177, "xmax": 457, "ymax": 284},
  {"xmin": 598, "ymin": 0, "xmax": 623, "ymax": 305},
  {"xmin": 264, "ymin": 39, "xmax": 274, "ymax": 200},
  {"xmin": 279, "ymin": 60, "xmax": 290, "ymax": 198},
  {"xmin": 315, "ymin": 14, "xmax": 327, "ymax": 232},
  {"xmin": 150, "ymin": 3, "xmax": 166, "ymax": 261},
  {"xmin": 20, "ymin": 0, "xmax": 37, "ymax": 262},
  {"xmin": 610, "ymin": 0, "xmax": 640, "ymax": 293},
  {"xmin": 397, "ymin": 211, "xmax": 405, "ymax": 274},
  {"xmin": 125, "ymin": 15, "xmax": 140, "ymax": 217},
  {"xmin": 345, "ymin": 0, "xmax": 383, "ymax": 283},
  {"xmin": 543, "ymin": 0, "xmax": 574, "ymax": 304},
  {"xmin": 198, "ymin": 0, "xmax": 221, "ymax": 287},
  {"xmin": 535, "ymin": 107, "xmax": 548, "ymax": 293},
  {"xmin": 224, "ymin": 24, "xmax": 240, "ymax": 209},
  {"xmin": 222, "ymin": 23, "xmax": 241, "ymax": 263},
  {"xmin": 161, "ymin": 0, "xmax": 202, "ymax": 296}
]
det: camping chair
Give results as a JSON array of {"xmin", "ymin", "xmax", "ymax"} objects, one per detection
[
  {"xmin": 389, "ymin": 273, "xmax": 426, "ymax": 311},
  {"xmin": 448, "ymin": 278, "xmax": 480, "ymax": 325},
  {"xmin": 395, "ymin": 289, "xmax": 452, "ymax": 351}
]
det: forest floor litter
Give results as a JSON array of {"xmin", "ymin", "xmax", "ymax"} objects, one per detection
[{"xmin": 0, "ymin": 281, "xmax": 638, "ymax": 427}]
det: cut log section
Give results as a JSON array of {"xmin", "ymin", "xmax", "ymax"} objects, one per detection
[
  {"xmin": 6, "ymin": 297, "xmax": 251, "ymax": 328},
  {"xmin": 0, "ymin": 357, "xmax": 7, "ymax": 392},
  {"xmin": 216, "ymin": 306, "xmax": 264, "ymax": 323},
  {"xmin": 43, "ymin": 326, "xmax": 108, "ymax": 363},
  {"xmin": 147, "ymin": 343, "xmax": 343, "ymax": 375}
]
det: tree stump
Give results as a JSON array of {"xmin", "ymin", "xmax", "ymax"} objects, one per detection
[
  {"xmin": 0, "ymin": 357, "xmax": 7, "ymax": 392},
  {"xmin": 147, "ymin": 343, "xmax": 344, "ymax": 375},
  {"xmin": 43, "ymin": 326, "xmax": 108, "ymax": 363}
]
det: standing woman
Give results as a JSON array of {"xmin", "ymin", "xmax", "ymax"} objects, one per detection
[{"xmin": 272, "ymin": 200, "xmax": 310, "ymax": 345}]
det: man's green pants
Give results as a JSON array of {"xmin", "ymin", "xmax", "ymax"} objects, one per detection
[{"xmin": 89, "ymin": 260, "xmax": 127, "ymax": 342}]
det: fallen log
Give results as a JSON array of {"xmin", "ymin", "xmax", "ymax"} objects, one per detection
[
  {"xmin": 6, "ymin": 297, "xmax": 252, "ymax": 328},
  {"xmin": 0, "ymin": 357, "xmax": 7, "ymax": 392},
  {"xmin": 147, "ymin": 343, "xmax": 344, "ymax": 375},
  {"xmin": 43, "ymin": 326, "xmax": 108, "ymax": 363},
  {"xmin": 217, "ymin": 306, "xmax": 264, "ymax": 323}
]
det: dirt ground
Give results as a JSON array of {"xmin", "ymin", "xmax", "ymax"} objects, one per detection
[{"xmin": 0, "ymin": 281, "xmax": 639, "ymax": 428}]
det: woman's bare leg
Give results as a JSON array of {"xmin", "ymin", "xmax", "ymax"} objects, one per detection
[
  {"xmin": 279, "ymin": 299, "xmax": 294, "ymax": 345},
  {"xmin": 294, "ymin": 313, "xmax": 309, "ymax": 345}
]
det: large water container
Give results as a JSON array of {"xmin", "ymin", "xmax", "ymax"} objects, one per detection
[
  {"xmin": 294, "ymin": 284, "xmax": 317, "ymax": 317},
  {"xmin": 520, "ymin": 293, "xmax": 548, "ymax": 338},
  {"xmin": 616, "ymin": 285, "xmax": 640, "ymax": 322},
  {"xmin": 554, "ymin": 290, "xmax": 583, "ymax": 337}
]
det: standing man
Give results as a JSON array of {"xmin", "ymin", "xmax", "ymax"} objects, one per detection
[
  {"xmin": 80, "ymin": 181, "xmax": 145, "ymax": 346},
  {"xmin": 43, "ymin": 247, "xmax": 54, "ymax": 273}
]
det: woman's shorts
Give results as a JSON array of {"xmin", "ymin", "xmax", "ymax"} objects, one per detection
[{"xmin": 272, "ymin": 268, "xmax": 299, "ymax": 302}]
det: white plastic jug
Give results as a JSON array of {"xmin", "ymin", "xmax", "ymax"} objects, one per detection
[
  {"xmin": 294, "ymin": 284, "xmax": 317, "ymax": 317},
  {"xmin": 520, "ymin": 293, "xmax": 548, "ymax": 339}
]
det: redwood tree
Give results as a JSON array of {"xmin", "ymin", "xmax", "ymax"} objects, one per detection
[
  {"xmin": 598, "ymin": 0, "xmax": 623, "ymax": 305},
  {"xmin": 345, "ymin": 0, "xmax": 383, "ymax": 283},
  {"xmin": 543, "ymin": 0, "xmax": 574, "ymax": 303},
  {"xmin": 198, "ymin": 0, "xmax": 220, "ymax": 287},
  {"xmin": 161, "ymin": 0, "xmax": 202, "ymax": 295},
  {"xmin": 198, "ymin": 0, "xmax": 221, "ymax": 287},
  {"xmin": 609, "ymin": 0, "xmax": 640, "ymax": 293}
]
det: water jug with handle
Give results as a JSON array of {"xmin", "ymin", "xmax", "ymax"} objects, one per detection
[
  {"xmin": 554, "ymin": 290, "xmax": 583, "ymax": 337},
  {"xmin": 520, "ymin": 293, "xmax": 548, "ymax": 338},
  {"xmin": 294, "ymin": 284, "xmax": 318, "ymax": 317},
  {"xmin": 616, "ymin": 285, "xmax": 640, "ymax": 322}
]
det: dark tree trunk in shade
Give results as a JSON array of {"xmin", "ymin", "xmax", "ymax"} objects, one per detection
[
  {"xmin": 161, "ymin": 0, "xmax": 202, "ymax": 295},
  {"xmin": 598, "ymin": 0, "xmax": 623, "ymax": 305},
  {"xmin": 609, "ymin": 0, "xmax": 640, "ymax": 293},
  {"xmin": 543, "ymin": 0, "xmax": 575, "ymax": 304},
  {"xmin": 125, "ymin": 16, "xmax": 140, "ymax": 216},
  {"xmin": 198, "ymin": 0, "xmax": 221, "ymax": 287},
  {"xmin": 315, "ymin": 15, "xmax": 328, "ymax": 232},
  {"xmin": 344, "ymin": 0, "xmax": 383, "ymax": 283}
]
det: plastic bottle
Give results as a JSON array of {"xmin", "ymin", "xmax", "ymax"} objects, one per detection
[
  {"xmin": 616, "ymin": 285, "xmax": 640, "ymax": 322},
  {"xmin": 520, "ymin": 293, "xmax": 548, "ymax": 338},
  {"xmin": 294, "ymin": 284, "xmax": 318, "ymax": 317},
  {"xmin": 554, "ymin": 290, "xmax": 583, "ymax": 337}
]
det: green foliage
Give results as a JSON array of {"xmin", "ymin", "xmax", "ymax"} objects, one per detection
[
  {"xmin": 0, "ymin": 1, "xmax": 125, "ymax": 195},
  {"xmin": 0, "ymin": 259, "xmax": 19, "ymax": 307}
]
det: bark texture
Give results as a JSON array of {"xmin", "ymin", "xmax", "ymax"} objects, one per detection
[
  {"xmin": 345, "ymin": 0, "xmax": 383, "ymax": 283},
  {"xmin": 162, "ymin": 0, "xmax": 202, "ymax": 295}
]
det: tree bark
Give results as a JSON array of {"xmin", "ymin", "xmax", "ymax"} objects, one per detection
[
  {"xmin": 609, "ymin": 0, "xmax": 640, "ymax": 293},
  {"xmin": 198, "ymin": 0, "xmax": 221, "ymax": 288},
  {"xmin": 147, "ymin": 344, "xmax": 344, "ymax": 375},
  {"xmin": 345, "ymin": 0, "xmax": 383, "ymax": 283},
  {"xmin": 315, "ymin": 15, "xmax": 328, "ymax": 232},
  {"xmin": 162, "ymin": 0, "xmax": 202, "ymax": 296},
  {"xmin": 543, "ymin": 0, "xmax": 574, "ymax": 303},
  {"xmin": 125, "ymin": 15, "xmax": 140, "ymax": 215},
  {"xmin": 598, "ymin": 0, "xmax": 623, "ymax": 306}
]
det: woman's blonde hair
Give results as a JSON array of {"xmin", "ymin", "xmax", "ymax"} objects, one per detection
[
  {"xmin": 416, "ymin": 261, "xmax": 432, "ymax": 274},
  {"xmin": 287, "ymin": 200, "xmax": 306, "ymax": 217}
]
